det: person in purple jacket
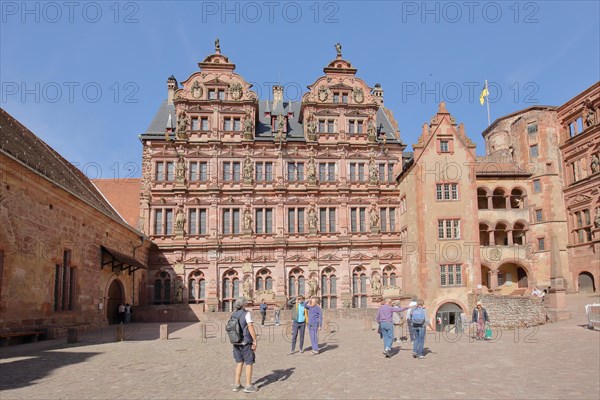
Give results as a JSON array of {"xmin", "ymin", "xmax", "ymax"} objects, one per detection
[
  {"xmin": 304, "ymin": 296, "xmax": 323, "ymax": 354},
  {"xmin": 376, "ymin": 298, "xmax": 409, "ymax": 358}
]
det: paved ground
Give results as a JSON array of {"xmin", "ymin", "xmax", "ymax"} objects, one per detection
[{"xmin": 1, "ymin": 294, "xmax": 599, "ymax": 400}]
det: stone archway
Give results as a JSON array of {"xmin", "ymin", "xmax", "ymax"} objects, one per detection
[
  {"xmin": 106, "ymin": 279, "xmax": 124, "ymax": 324},
  {"xmin": 578, "ymin": 272, "xmax": 596, "ymax": 293},
  {"xmin": 436, "ymin": 302, "xmax": 465, "ymax": 333}
]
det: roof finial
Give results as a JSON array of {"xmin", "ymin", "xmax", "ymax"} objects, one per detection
[
  {"xmin": 215, "ymin": 38, "xmax": 221, "ymax": 54},
  {"xmin": 335, "ymin": 42, "xmax": 342, "ymax": 58}
]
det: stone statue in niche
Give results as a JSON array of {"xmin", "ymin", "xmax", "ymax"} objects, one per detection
[
  {"xmin": 585, "ymin": 107, "xmax": 596, "ymax": 127},
  {"xmin": 244, "ymin": 112, "xmax": 254, "ymax": 135},
  {"xmin": 307, "ymin": 156, "xmax": 317, "ymax": 184},
  {"xmin": 176, "ymin": 156, "xmax": 186, "ymax": 182},
  {"xmin": 371, "ymin": 274, "xmax": 382, "ymax": 295},
  {"xmin": 590, "ymin": 153, "xmax": 599, "ymax": 174},
  {"xmin": 243, "ymin": 154, "xmax": 253, "ymax": 184},
  {"xmin": 243, "ymin": 208, "xmax": 253, "ymax": 231},
  {"xmin": 306, "ymin": 115, "xmax": 317, "ymax": 141},
  {"xmin": 308, "ymin": 207, "xmax": 318, "ymax": 229},
  {"xmin": 369, "ymin": 205, "xmax": 380, "ymax": 229},
  {"xmin": 308, "ymin": 276, "xmax": 319, "ymax": 297},
  {"xmin": 367, "ymin": 119, "xmax": 377, "ymax": 143},
  {"xmin": 175, "ymin": 209, "xmax": 186, "ymax": 232},
  {"xmin": 176, "ymin": 112, "xmax": 188, "ymax": 139},
  {"xmin": 368, "ymin": 155, "xmax": 379, "ymax": 184},
  {"xmin": 243, "ymin": 278, "xmax": 252, "ymax": 299},
  {"xmin": 595, "ymin": 206, "xmax": 600, "ymax": 229}
]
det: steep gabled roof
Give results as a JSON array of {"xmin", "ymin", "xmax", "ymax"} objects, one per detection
[{"xmin": 0, "ymin": 107, "xmax": 124, "ymax": 224}]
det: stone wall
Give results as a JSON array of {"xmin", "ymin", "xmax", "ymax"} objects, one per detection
[{"xmin": 469, "ymin": 294, "xmax": 546, "ymax": 328}]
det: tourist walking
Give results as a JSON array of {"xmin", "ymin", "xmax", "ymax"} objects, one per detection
[
  {"xmin": 411, "ymin": 299, "xmax": 434, "ymax": 359},
  {"xmin": 259, "ymin": 299, "xmax": 268, "ymax": 325},
  {"xmin": 118, "ymin": 302, "xmax": 125, "ymax": 324},
  {"xmin": 230, "ymin": 297, "xmax": 258, "ymax": 393},
  {"xmin": 274, "ymin": 304, "xmax": 281, "ymax": 326},
  {"xmin": 288, "ymin": 295, "xmax": 308, "ymax": 353},
  {"xmin": 125, "ymin": 303, "xmax": 131, "ymax": 323},
  {"xmin": 376, "ymin": 298, "xmax": 409, "ymax": 358},
  {"xmin": 472, "ymin": 301, "xmax": 489, "ymax": 340},
  {"xmin": 305, "ymin": 297, "xmax": 323, "ymax": 354}
]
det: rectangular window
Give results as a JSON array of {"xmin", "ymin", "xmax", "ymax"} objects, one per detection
[
  {"xmin": 318, "ymin": 120, "xmax": 325, "ymax": 133},
  {"xmin": 319, "ymin": 162, "xmax": 336, "ymax": 182},
  {"xmin": 233, "ymin": 118, "xmax": 241, "ymax": 131},
  {"xmin": 436, "ymin": 183, "xmax": 459, "ymax": 200},
  {"xmin": 538, "ymin": 237, "xmax": 545, "ymax": 251},
  {"xmin": 166, "ymin": 162, "xmax": 174, "ymax": 181},
  {"xmin": 584, "ymin": 209, "xmax": 591, "ymax": 226},
  {"xmin": 218, "ymin": 90, "xmax": 225, "ymax": 100},
  {"xmin": 378, "ymin": 164, "xmax": 385, "ymax": 183},
  {"xmin": 319, "ymin": 207, "xmax": 336, "ymax": 233},
  {"xmin": 401, "ymin": 196, "xmax": 407, "ymax": 214},
  {"xmin": 387, "ymin": 163, "xmax": 394, "ymax": 182},
  {"xmin": 255, "ymin": 162, "xmax": 273, "ymax": 182},
  {"xmin": 530, "ymin": 145, "xmax": 539, "ymax": 158},
  {"xmin": 287, "ymin": 162, "xmax": 304, "ymax": 182},
  {"xmin": 156, "ymin": 162, "xmax": 165, "ymax": 181},
  {"xmin": 533, "ymin": 179, "xmax": 541, "ymax": 193},
  {"xmin": 222, "ymin": 208, "xmax": 240, "ymax": 234},
  {"xmin": 440, "ymin": 140, "xmax": 449, "ymax": 152},
  {"xmin": 333, "ymin": 93, "xmax": 339, "ymax": 103},
  {"xmin": 201, "ymin": 117, "xmax": 209, "ymax": 131},
  {"xmin": 224, "ymin": 118, "xmax": 232, "ymax": 131},
  {"xmin": 327, "ymin": 120, "xmax": 334, "ymax": 133},
  {"xmin": 350, "ymin": 207, "xmax": 367, "ymax": 233},
  {"xmin": 189, "ymin": 162, "xmax": 198, "ymax": 181},
  {"xmin": 535, "ymin": 209, "xmax": 543, "ymax": 222},
  {"xmin": 191, "ymin": 117, "xmax": 199, "ymax": 131},
  {"xmin": 255, "ymin": 208, "xmax": 274, "ymax": 234},
  {"xmin": 527, "ymin": 123, "xmax": 538, "ymax": 136},
  {"xmin": 358, "ymin": 164, "xmax": 365, "ymax": 182},
  {"xmin": 438, "ymin": 219, "xmax": 460, "ymax": 239},
  {"xmin": 165, "ymin": 209, "xmax": 173, "ymax": 235},
  {"xmin": 342, "ymin": 94, "xmax": 348, "ymax": 104},
  {"xmin": 349, "ymin": 163, "xmax": 356, "ymax": 181},
  {"xmin": 440, "ymin": 264, "xmax": 462, "ymax": 287},
  {"xmin": 357, "ymin": 121, "xmax": 364, "ymax": 133},
  {"xmin": 154, "ymin": 209, "xmax": 163, "ymax": 235},
  {"xmin": 288, "ymin": 208, "xmax": 305, "ymax": 233},
  {"xmin": 188, "ymin": 209, "xmax": 207, "ymax": 235},
  {"xmin": 348, "ymin": 120, "xmax": 355, "ymax": 134},
  {"xmin": 233, "ymin": 162, "xmax": 240, "ymax": 182},
  {"xmin": 54, "ymin": 250, "xmax": 75, "ymax": 312},
  {"xmin": 380, "ymin": 208, "xmax": 396, "ymax": 232},
  {"xmin": 208, "ymin": 89, "xmax": 216, "ymax": 100}
]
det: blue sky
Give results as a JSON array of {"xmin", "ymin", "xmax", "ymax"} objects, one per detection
[{"xmin": 1, "ymin": 0, "xmax": 599, "ymax": 179}]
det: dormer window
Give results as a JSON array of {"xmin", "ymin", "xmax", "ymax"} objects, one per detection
[
  {"xmin": 440, "ymin": 140, "xmax": 449, "ymax": 152},
  {"xmin": 333, "ymin": 92, "xmax": 349, "ymax": 104},
  {"xmin": 208, "ymin": 89, "xmax": 216, "ymax": 100},
  {"xmin": 342, "ymin": 93, "xmax": 348, "ymax": 104},
  {"xmin": 218, "ymin": 90, "xmax": 225, "ymax": 100},
  {"xmin": 437, "ymin": 138, "xmax": 454, "ymax": 154},
  {"xmin": 333, "ymin": 93, "xmax": 339, "ymax": 103}
]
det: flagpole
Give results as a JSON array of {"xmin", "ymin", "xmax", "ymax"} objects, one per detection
[{"xmin": 485, "ymin": 80, "xmax": 491, "ymax": 126}]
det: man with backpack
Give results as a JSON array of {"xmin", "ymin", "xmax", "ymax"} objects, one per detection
[
  {"xmin": 411, "ymin": 299, "xmax": 434, "ymax": 359},
  {"xmin": 227, "ymin": 297, "xmax": 258, "ymax": 393}
]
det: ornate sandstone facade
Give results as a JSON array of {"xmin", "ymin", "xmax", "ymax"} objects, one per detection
[{"xmin": 138, "ymin": 44, "xmax": 405, "ymax": 311}]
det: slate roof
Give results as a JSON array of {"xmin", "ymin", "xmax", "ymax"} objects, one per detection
[
  {"xmin": 142, "ymin": 99, "xmax": 403, "ymax": 144},
  {"xmin": 0, "ymin": 107, "xmax": 124, "ymax": 222}
]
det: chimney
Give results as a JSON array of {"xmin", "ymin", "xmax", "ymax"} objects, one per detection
[{"xmin": 167, "ymin": 75, "xmax": 178, "ymax": 104}]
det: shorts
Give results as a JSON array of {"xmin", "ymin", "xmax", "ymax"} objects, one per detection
[{"xmin": 233, "ymin": 343, "xmax": 255, "ymax": 365}]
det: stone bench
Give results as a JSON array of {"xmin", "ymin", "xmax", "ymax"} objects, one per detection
[{"xmin": 0, "ymin": 330, "xmax": 45, "ymax": 346}]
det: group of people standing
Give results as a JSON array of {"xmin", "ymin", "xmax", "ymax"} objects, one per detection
[{"xmin": 117, "ymin": 302, "xmax": 132, "ymax": 324}]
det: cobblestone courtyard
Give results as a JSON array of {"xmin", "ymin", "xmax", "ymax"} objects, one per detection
[{"xmin": 1, "ymin": 294, "xmax": 599, "ymax": 400}]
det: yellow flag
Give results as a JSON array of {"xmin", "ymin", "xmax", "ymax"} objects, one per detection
[{"xmin": 479, "ymin": 84, "xmax": 489, "ymax": 106}]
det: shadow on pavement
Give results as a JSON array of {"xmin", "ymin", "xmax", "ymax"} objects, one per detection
[
  {"xmin": 0, "ymin": 350, "xmax": 99, "ymax": 391},
  {"xmin": 255, "ymin": 368, "xmax": 296, "ymax": 388},
  {"xmin": 318, "ymin": 343, "xmax": 338, "ymax": 353}
]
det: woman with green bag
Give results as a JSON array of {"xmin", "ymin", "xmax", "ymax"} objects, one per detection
[{"xmin": 471, "ymin": 301, "xmax": 489, "ymax": 340}]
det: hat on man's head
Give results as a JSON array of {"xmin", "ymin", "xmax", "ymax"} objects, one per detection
[{"xmin": 408, "ymin": 301, "xmax": 417, "ymax": 307}]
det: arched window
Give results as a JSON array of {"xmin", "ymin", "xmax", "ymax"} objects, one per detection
[
  {"xmin": 479, "ymin": 223, "xmax": 490, "ymax": 246},
  {"xmin": 255, "ymin": 268, "xmax": 273, "ymax": 291},
  {"xmin": 321, "ymin": 267, "xmax": 337, "ymax": 309},
  {"xmin": 188, "ymin": 270, "xmax": 205, "ymax": 303},
  {"xmin": 477, "ymin": 188, "xmax": 489, "ymax": 210},
  {"xmin": 495, "ymin": 223, "xmax": 508, "ymax": 246},
  {"xmin": 353, "ymin": 266, "xmax": 367, "ymax": 308},
  {"xmin": 222, "ymin": 269, "xmax": 239, "ymax": 312},
  {"xmin": 382, "ymin": 265, "xmax": 397, "ymax": 287},
  {"xmin": 154, "ymin": 271, "xmax": 171, "ymax": 304},
  {"xmin": 289, "ymin": 268, "xmax": 305, "ymax": 298},
  {"xmin": 513, "ymin": 222, "xmax": 526, "ymax": 245},
  {"xmin": 492, "ymin": 188, "xmax": 506, "ymax": 209},
  {"xmin": 510, "ymin": 188, "xmax": 526, "ymax": 209}
]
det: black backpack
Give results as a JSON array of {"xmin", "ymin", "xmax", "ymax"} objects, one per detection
[{"xmin": 226, "ymin": 311, "xmax": 246, "ymax": 344}]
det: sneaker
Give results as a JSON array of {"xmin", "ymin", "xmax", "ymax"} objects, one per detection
[
  {"xmin": 244, "ymin": 385, "xmax": 258, "ymax": 393},
  {"xmin": 300, "ymin": 348, "xmax": 305, "ymax": 353},
  {"xmin": 418, "ymin": 355, "xmax": 425, "ymax": 359},
  {"xmin": 311, "ymin": 350, "xmax": 318, "ymax": 355},
  {"xmin": 289, "ymin": 350, "xmax": 297, "ymax": 355},
  {"xmin": 232, "ymin": 384, "xmax": 243, "ymax": 392}
]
